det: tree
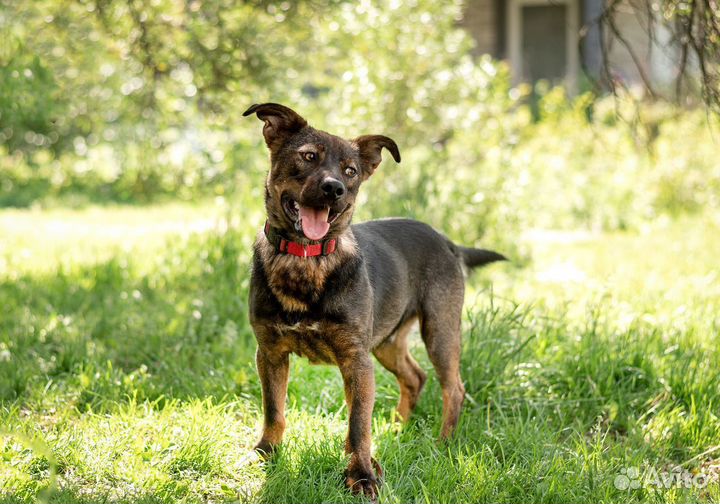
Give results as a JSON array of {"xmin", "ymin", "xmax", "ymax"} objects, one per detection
[{"xmin": 589, "ymin": 0, "xmax": 720, "ymax": 111}]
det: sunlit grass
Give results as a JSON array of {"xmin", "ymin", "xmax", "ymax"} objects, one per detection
[
  {"xmin": 470, "ymin": 212, "xmax": 720, "ymax": 329},
  {"xmin": 0, "ymin": 200, "xmax": 235, "ymax": 276},
  {"xmin": 1, "ymin": 204, "xmax": 719, "ymax": 503}
]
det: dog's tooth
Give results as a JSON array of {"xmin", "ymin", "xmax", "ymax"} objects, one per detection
[
  {"xmin": 294, "ymin": 219, "xmax": 302, "ymax": 231},
  {"xmin": 293, "ymin": 201, "xmax": 299, "ymax": 210}
]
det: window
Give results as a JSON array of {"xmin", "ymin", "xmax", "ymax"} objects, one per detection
[{"xmin": 507, "ymin": 0, "xmax": 579, "ymax": 91}]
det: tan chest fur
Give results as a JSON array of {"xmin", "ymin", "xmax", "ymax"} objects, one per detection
[{"xmin": 257, "ymin": 230, "xmax": 358, "ymax": 312}]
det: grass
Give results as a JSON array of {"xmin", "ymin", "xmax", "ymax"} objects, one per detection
[{"xmin": 1, "ymin": 202, "xmax": 719, "ymax": 503}]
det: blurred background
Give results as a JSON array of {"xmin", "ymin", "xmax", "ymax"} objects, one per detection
[
  {"xmin": 2, "ymin": 2, "xmax": 720, "ymax": 502},
  {"xmin": 1, "ymin": 0, "xmax": 718, "ymax": 246}
]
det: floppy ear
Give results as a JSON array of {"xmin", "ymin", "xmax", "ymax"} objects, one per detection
[
  {"xmin": 243, "ymin": 103, "xmax": 308, "ymax": 151},
  {"xmin": 353, "ymin": 135, "xmax": 401, "ymax": 177}
]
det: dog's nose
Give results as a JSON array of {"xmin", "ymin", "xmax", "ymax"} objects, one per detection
[{"xmin": 321, "ymin": 178, "xmax": 345, "ymax": 200}]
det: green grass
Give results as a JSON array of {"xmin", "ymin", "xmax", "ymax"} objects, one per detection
[{"xmin": 1, "ymin": 203, "xmax": 719, "ymax": 503}]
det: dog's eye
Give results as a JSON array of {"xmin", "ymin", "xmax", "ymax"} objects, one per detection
[
  {"xmin": 302, "ymin": 152, "xmax": 317, "ymax": 162},
  {"xmin": 344, "ymin": 166, "xmax": 357, "ymax": 178}
]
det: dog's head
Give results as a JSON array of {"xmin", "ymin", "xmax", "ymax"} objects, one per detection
[{"xmin": 244, "ymin": 103, "xmax": 400, "ymax": 242}]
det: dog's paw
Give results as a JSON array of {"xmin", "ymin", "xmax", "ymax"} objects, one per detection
[
  {"xmin": 253, "ymin": 439, "xmax": 278, "ymax": 459},
  {"xmin": 344, "ymin": 457, "xmax": 383, "ymax": 501}
]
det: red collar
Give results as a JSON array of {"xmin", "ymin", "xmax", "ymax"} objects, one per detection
[{"xmin": 263, "ymin": 221, "xmax": 338, "ymax": 258}]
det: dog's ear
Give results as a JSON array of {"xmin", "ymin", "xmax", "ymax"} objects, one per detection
[
  {"xmin": 353, "ymin": 135, "xmax": 401, "ymax": 178},
  {"xmin": 243, "ymin": 103, "xmax": 308, "ymax": 151}
]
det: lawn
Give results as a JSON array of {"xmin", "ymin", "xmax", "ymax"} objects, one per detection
[{"xmin": 1, "ymin": 202, "xmax": 719, "ymax": 503}]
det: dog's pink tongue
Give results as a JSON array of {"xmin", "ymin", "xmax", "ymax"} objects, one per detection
[{"xmin": 299, "ymin": 206, "xmax": 330, "ymax": 241}]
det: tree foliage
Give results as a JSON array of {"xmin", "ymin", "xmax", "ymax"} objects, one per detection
[
  {"xmin": 2, "ymin": 0, "xmax": 497, "ymax": 153},
  {"xmin": 0, "ymin": 0, "xmax": 718, "ymax": 233}
]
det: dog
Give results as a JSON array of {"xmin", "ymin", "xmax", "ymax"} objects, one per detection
[{"xmin": 244, "ymin": 103, "xmax": 505, "ymax": 499}]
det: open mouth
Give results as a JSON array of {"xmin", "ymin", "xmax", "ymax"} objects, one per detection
[{"xmin": 282, "ymin": 196, "xmax": 344, "ymax": 241}]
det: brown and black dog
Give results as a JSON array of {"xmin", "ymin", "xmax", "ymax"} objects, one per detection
[{"xmin": 244, "ymin": 103, "xmax": 505, "ymax": 499}]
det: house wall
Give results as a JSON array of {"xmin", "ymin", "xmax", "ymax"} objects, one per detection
[
  {"xmin": 460, "ymin": 0, "xmax": 498, "ymax": 56},
  {"xmin": 460, "ymin": 0, "xmax": 679, "ymax": 90},
  {"xmin": 462, "ymin": 0, "xmax": 579, "ymax": 86}
]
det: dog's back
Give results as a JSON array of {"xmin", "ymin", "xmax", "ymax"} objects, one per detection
[
  {"xmin": 352, "ymin": 218, "xmax": 505, "ymax": 346},
  {"xmin": 354, "ymin": 218, "xmax": 505, "ymax": 273}
]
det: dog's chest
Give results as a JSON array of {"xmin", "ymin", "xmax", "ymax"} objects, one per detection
[
  {"xmin": 265, "ymin": 256, "xmax": 334, "ymax": 312},
  {"xmin": 274, "ymin": 321, "xmax": 338, "ymax": 364}
]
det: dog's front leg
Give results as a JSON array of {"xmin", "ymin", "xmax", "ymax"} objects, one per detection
[
  {"xmin": 340, "ymin": 353, "xmax": 381, "ymax": 499},
  {"xmin": 254, "ymin": 347, "xmax": 289, "ymax": 456}
]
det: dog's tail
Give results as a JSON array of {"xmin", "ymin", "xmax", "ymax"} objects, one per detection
[{"xmin": 458, "ymin": 246, "xmax": 507, "ymax": 269}]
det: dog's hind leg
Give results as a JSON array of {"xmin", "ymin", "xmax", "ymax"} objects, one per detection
[
  {"xmin": 372, "ymin": 317, "xmax": 427, "ymax": 421},
  {"xmin": 419, "ymin": 280, "xmax": 466, "ymax": 440}
]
